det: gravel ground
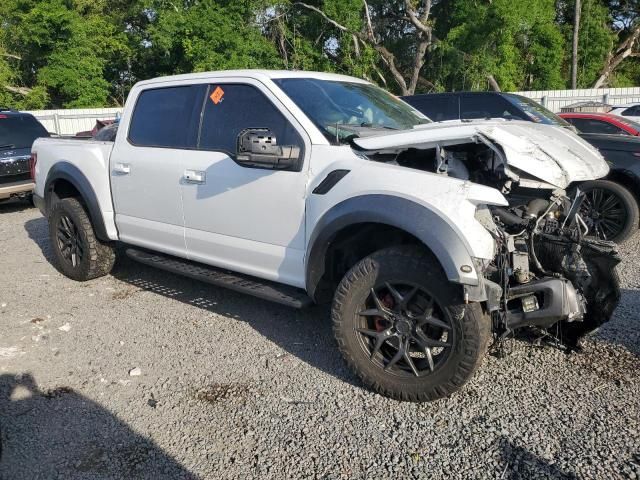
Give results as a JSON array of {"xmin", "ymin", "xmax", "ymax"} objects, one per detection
[{"xmin": 0, "ymin": 200, "xmax": 639, "ymax": 480}]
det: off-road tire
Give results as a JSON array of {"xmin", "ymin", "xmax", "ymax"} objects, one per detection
[
  {"xmin": 332, "ymin": 246, "xmax": 491, "ymax": 402},
  {"xmin": 579, "ymin": 179, "xmax": 639, "ymax": 244},
  {"xmin": 48, "ymin": 197, "xmax": 115, "ymax": 281}
]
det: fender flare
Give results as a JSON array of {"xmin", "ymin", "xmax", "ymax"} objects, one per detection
[
  {"xmin": 305, "ymin": 194, "xmax": 480, "ymax": 300},
  {"xmin": 44, "ymin": 162, "xmax": 109, "ymax": 241}
]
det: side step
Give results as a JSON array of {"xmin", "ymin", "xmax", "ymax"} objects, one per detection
[{"xmin": 125, "ymin": 248, "xmax": 313, "ymax": 309}]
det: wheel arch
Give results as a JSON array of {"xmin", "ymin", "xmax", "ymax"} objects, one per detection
[
  {"xmin": 44, "ymin": 162, "xmax": 109, "ymax": 242},
  {"xmin": 305, "ymin": 194, "xmax": 479, "ymax": 303}
]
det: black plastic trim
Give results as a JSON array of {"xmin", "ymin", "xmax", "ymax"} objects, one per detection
[
  {"xmin": 126, "ymin": 247, "xmax": 313, "ymax": 308},
  {"xmin": 305, "ymin": 194, "xmax": 477, "ymax": 301},
  {"xmin": 312, "ymin": 170, "xmax": 350, "ymax": 195},
  {"xmin": 44, "ymin": 162, "xmax": 110, "ymax": 241}
]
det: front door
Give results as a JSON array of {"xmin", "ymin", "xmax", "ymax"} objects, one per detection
[
  {"xmin": 110, "ymin": 84, "xmax": 204, "ymax": 257},
  {"xmin": 180, "ymin": 80, "xmax": 310, "ymax": 287}
]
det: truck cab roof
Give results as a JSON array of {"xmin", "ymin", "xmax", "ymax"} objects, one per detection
[{"xmin": 134, "ymin": 69, "xmax": 370, "ymax": 88}]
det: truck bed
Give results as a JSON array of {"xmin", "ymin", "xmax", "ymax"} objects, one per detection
[{"xmin": 32, "ymin": 137, "xmax": 118, "ymax": 239}]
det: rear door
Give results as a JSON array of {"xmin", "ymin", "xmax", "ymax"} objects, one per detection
[{"xmin": 110, "ymin": 84, "xmax": 204, "ymax": 257}]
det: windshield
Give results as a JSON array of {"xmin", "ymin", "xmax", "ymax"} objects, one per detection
[
  {"xmin": 503, "ymin": 94, "xmax": 571, "ymax": 127},
  {"xmin": 273, "ymin": 78, "xmax": 430, "ymax": 143},
  {"xmin": 0, "ymin": 114, "xmax": 49, "ymax": 150}
]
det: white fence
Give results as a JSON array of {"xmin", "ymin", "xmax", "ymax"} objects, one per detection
[
  {"xmin": 511, "ymin": 87, "xmax": 640, "ymax": 112},
  {"xmin": 25, "ymin": 108, "xmax": 123, "ymax": 136}
]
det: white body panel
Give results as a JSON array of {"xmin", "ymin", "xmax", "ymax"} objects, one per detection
[
  {"xmin": 31, "ymin": 69, "xmax": 610, "ymax": 292},
  {"xmin": 180, "ymin": 147, "xmax": 308, "ymax": 287},
  {"xmin": 32, "ymin": 138, "xmax": 119, "ymax": 239},
  {"xmin": 109, "ymin": 140, "xmax": 187, "ymax": 257},
  {"xmin": 307, "ymin": 146, "xmax": 507, "ymax": 271}
]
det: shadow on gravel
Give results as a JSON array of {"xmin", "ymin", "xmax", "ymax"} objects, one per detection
[
  {"xmin": 110, "ymin": 257, "xmax": 360, "ymax": 388},
  {"xmin": 0, "ymin": 373, "xmax": 196, "ymax": 479},
  {"xmin": 24, "ymin": 216, "xmax": 360, "ymax": 388},
  {"xmin": 0, "ymin": 198, "xmax": 34, "ymax": 214},
  {"xmin": 595, "ymin": 288, "xmax": 640, "ymax": 358},
  {"xmin": 497, "ymin": 436, "xmax": 579, "ymax": 479},
  {"xmin": 23, "ymin": 216, "xmax": 640, "ymax": 389},
  {"xmin": 24, "ymin": 217, "xmax": 56, "ymax": 264}
]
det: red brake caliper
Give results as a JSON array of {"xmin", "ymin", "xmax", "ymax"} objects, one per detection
[{"xmin": 374, "ymin": 293, "xmax": 394, "ymax": 331}]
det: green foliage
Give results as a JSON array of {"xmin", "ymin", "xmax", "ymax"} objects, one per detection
[
  {"xmin": 557, "ymin": 0, "xmax": 614, "ymax": 87},
  {"xmin": 0, "ymin": 0, "xmax": 129, "ymax": 108},
  {"xmin": 430, "ymin": 0, "xmax": 565, "ymax": 91},
  {"xmin": 141, "ymin": 0, "xmax": 283, "ymax": 76},
  {"xmin": 0, "ymin": 0, "xmax": 638, "ymax": 108}
]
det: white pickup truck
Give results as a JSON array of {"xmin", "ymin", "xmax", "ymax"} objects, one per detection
[{"xmin": 31, "ymin": 70, "xmax": 620, "ymax": 402}]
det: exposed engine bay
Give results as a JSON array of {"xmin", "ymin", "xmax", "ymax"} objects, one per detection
[
  {"xmin": 481, "ymin": 192, "xmax": 620, "ymax": 347},
  {"xmin": 366, "ymin": 140, "xmax": 621, "ymax": 347}
]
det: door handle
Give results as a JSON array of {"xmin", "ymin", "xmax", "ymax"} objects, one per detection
[
  {"xmin": 183, "ymin": 169, "xmax": 206, "ymax": 184},
  {"xmin": 113, "ymin": 162, "xmax": 130, "ymax": 174}
]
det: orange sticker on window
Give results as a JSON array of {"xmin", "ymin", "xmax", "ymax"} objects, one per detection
[{"xmin": 210, "ymin": 86, "xmax": 225, "ymax": 104}]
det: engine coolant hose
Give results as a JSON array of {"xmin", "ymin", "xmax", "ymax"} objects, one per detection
[{"xmin": 493, "ymin": 207, "xmax": 528, "ymax": 227}]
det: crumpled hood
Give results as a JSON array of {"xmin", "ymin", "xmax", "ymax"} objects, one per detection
[{"xmin": 352, "ymin": 120, "xmax": 608, "ymax": 189}]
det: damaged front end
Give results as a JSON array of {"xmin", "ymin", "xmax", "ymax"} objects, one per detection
[
  {"xmin": 351, "ymin": 121, "xmax": 620, "ymax": 346},
  {"xmin": 481, "ymin": 190, "xmax": 621, "ymax": 347}
]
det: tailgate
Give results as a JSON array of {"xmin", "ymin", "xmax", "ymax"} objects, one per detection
[{"xmin": 0, "ymin": 148, "xmax": 31, "ymax": 182}]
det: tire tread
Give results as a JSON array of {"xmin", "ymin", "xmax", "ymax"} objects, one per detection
[
  {"xmin": 49, "ymin": 197, "xmax": 115, "ymax": 281},
  {"xmin": 331, "ymin": 246, "xmax": 491, "ymax": 402}
]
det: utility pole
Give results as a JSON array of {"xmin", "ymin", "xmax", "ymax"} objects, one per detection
[{"xmin": 571, "ymin": 0, "xmax": 581, "ymax": 89}]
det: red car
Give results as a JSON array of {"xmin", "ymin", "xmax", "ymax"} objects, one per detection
[{"xmin": 559, "ymin": 112, "xmax": 640, "ymax": 136}]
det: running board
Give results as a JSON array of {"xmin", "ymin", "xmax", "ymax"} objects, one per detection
[{"xmin": 125, "ymin": 248, "xmax": 313, "ymax": 309}]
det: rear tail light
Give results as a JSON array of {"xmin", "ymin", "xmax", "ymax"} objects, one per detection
[{"xmin": 29, "ymin": 152, "xmax": 37, "ymax": 180}]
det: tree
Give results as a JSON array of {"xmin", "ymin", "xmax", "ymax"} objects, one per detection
[
  {"xmin": 135, "ymin": 0, "xmax": 284, "ymax": 80},
  {"xmin": 571, "ymin": 0, "xmax": 581, "ymax": 89},
  {"xmin": 0, "ymin": 0, "xmax": 129, "ymax": 108},
  {"xmin": 291, "ymin": 0, "xmax": 437, "ymax": 95},
  {"xmin": 430, "ymin": 0, "xmax": 565, "ymax": 91},
  {"xmin": 593, "ymin": 27, "xmax": 640, "ymax": 87},
  {"xmin": 588, "ymin": 0, "xmax": 639, "ymax": 87}
]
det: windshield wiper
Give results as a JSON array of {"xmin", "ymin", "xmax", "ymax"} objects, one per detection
[
  {"xmin": 359, "ymin": 122, "xmax": 399, "ymax": 130},
  {"xmin": 0, "ymin": 144, "xmax": 15, "ymax": 149}
]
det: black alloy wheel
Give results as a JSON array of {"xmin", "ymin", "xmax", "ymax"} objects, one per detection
[
  {"xmin": 332, "ymin": 246, "xmax": 491, "ymax": 402},
  {"xmin": 56, "ymin": 214, "xmax": 85, "ymax": 268},
  {"xmin": 48, "ymin": 197, "xmax": 116, "ymax": 281},
  {"xmin": 578, "ymin": 180, "xmax": 639, "ymax": 244},
  {"xmin": 355, "ymin": 283, "xmax": 453, "ymax": 378}
]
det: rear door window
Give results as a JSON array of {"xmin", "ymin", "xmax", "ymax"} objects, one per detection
[
  {"xmin": 621, "ymin": 106, "xmax": 640, "ymax": 116},
  {"xmin": 569, "ymin": 118, "xmax": 628, "ymax": 135},
  {"xmin": 403, "ymin": 95, "xmax": 459, "ymax": 121},
  {"xmin": 128, "ymin": 85, "xmax": 203, "ymax": 148},
  {"xmin": 460, "ymin": 94, "xmax": 526, "ymax": 121},
  {"xmin": 0, "ymin": 115, "xmax": 49, "ymax": 150},
  {"xmin": 198, "ymin": 84, "xmax": 303, "ymax": 156}
]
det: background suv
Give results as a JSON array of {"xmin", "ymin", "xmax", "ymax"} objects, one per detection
[
  {"xmin": 403, "ymin": 92, "xmax": 640, "ymax": 243},
  {"xmin": 0, "ymin": 108, "xmax": 49, "ymax": 204}
]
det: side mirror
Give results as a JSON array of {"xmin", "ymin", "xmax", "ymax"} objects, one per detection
[{"xmin": 236, "ymin": 128, "xmax": 301, "ymax": 170}]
